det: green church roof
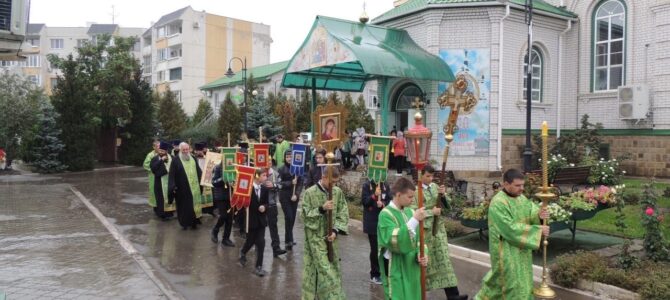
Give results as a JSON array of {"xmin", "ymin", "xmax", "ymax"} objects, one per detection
[
  {"xmin": 200, "ymin": 60, "xmax": 289, "ymax": 90},
  {"xmin": 373, "ymin": 0, "xmax": 576, "ymax": 23}
]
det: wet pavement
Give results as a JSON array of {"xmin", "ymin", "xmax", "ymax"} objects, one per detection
[
  {"xmin": 0, "ymin": 176, "xmax": 166, "ymax": 299},
  {"xmin": 1, "ymin": 166, "xmax": 603, "ymax": 299}
]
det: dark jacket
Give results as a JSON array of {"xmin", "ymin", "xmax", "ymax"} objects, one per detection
[
  {"xmin": 361, "ymin": 180, "xmax": 392, "ymax": 235},
  {"xmin": 278, "ymin": 164, "xmax": 303, "ymax": 200},
  {"xmin": 248, "ymin": 183, "xmax": 269, "ymax": 230},
  {"xmin": 150, "ymin": 154, "xmax": 170, "ymax": 208},
  {"xmin": 168, "ymin": 155, "xmax": 203, "ymax": 227},
  {"xmin": 303, "ymin": 165, "xmax": 322, "ymax": 189},
  {"xmin": 211, "ymin": 164, "xmax": 231, "ymax": 204}
]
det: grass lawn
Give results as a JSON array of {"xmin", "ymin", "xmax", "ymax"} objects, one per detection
[{"xmin": 578, "ymin": 178, "xmax": 670, "ymax": 240}]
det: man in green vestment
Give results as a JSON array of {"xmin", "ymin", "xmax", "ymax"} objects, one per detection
[
  {"xmin": 300, "ymin": 167, "xmax": 349, "ymax": 300},
  {"xmin": 474, "ymin": 168, "xmax": 549, "ymax": 300},
  {"xmin": 411, "ymin": 165, "xmax": 467, "ymax": 299},
  {"xmin": 378, "ymin": 177, "xmax": 428, "ymax": 300},
  {"xmin": 273, "ymin": 134, "xmax": 290, "ymax": 167},
  {"xmin": 143, "ymin": 141, "xmax": 160, "ymax": 213}
]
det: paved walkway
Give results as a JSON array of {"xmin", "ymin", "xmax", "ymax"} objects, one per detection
[{"xmin": 0, "ymin": 176, "xmax": 167, "ymax": 300}]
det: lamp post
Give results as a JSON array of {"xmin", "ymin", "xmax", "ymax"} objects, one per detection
[
  {"xmin": 523, "ymin": 0, "xmax": 534, "ymax": 172},
  {"xmin": 404, "ymin": 111, "xmax": 432, "ymax": 300},
  {"xmin": 225, "ymin": 56, "xmax": 251, "ymax": 135}
]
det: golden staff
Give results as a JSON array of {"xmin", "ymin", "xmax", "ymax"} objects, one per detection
[{"xmin": 533, "ymin": 121, "xmax": 556, "ymax": 299}]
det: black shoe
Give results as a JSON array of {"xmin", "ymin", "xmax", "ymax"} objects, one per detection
[
  {"xmin": 195, "ymin": 218, "xmax": 202, "ymax": 225},
  {"xmin": 211, "ymin": 230, "xmax": 219, "ymax": 243},
  {"xmin": 254, "ymin": 266, "xmax": 267, "ymax": 277},
  {"xmin": 447, "ymin": 296, "xmax": 468, "ymax": 300},
  {"xmin": 221, "ymin": 239, "xmax": 236, "ymax": 247},
  {"xmin": 286, "ymin": 245, "xmax": 293, "ymax": 251},
  {"xmin": 273, "ymin": 249, "xmax": 287, "ymax": 257},
  {"xmin": 191, "ymin": 224, "xmax": 198, "ymax": 230},
  {"xmin": 238, "ymin": 254, "xmax": 247, "ymax": 267}
]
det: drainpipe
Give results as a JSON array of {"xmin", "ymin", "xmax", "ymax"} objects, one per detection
[
  {"xmin": 557, "ymin": 19, "xmax": 572, "ymax": 138},
  {"xmin": 497, "ymin": 4, "xmax": 510, "ymax": 171}
]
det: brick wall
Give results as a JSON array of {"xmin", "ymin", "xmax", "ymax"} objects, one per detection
[{"xmin": 501, "ymin": 135, "xmax": 670, "ymax": 177}]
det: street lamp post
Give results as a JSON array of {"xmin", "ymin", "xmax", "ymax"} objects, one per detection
[
  {"xmin": 523, "ymin": 0, "xmax": 534, "ymax": 172},
  {"xmin": 225, "ymin": 57, "xmax": 249, "ymax": 135}
]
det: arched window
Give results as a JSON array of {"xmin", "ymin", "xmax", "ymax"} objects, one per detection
[
  {"xmin": 593, "ymin": 0, "xmax": 626, "ymax": 91},
  {"xmin": 523, "ymin": 47, "xmax": 543, "ymax": 102},
  {"xmin": 394, "ymin": 84, "xmax": 423, "ymax": 111}
]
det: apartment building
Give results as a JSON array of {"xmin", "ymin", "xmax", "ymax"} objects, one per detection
[
  {"xmin": 0, "ymin": 23, "xmax": 144, "ymax": 93},
  {"xmin": 142, "ymin": 6, "xmax": 272, "ymax": 114}
]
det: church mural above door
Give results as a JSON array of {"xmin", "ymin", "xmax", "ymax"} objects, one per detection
[{"xmin": 438, "ymin": 49, "xmax": 491, "ymax": 156}]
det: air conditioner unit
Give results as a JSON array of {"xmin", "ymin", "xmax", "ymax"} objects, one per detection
[
  {"xmin": 193, "ymin": 21, "xmax": 200, "ymax": 29},
  {"xmin": 0, "ymin": 0, "xmax": 30, "ymax": 57},
  {"xmin": 618, "ymin": 84, "xmax": 650, "ymax": 120}
]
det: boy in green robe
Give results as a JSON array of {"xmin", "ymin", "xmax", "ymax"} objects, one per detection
[
  {"xmin": 300, "ymin": 166, "xmax": 349, "ymax": 300},
  {"xmin": 273, "ymin": 134, "xmax": 290, "ymax": 167},
  {"xmin": 475, "ymin": 168, "xmax": 549, "ymax": 300},
  {"xmin": 143, "ymin": 141, "xmax": 160, "ymax": 211},
  {"xmin": 378, "ymin": 177, "xmax": 428, "ymax": 300},
  {"xmin": 411, "ymin": 165, "xmax": 467, "ymax": 299}
]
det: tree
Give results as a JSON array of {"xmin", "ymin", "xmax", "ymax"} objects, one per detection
[
  {"xmin": 51, "ymin": 54, "xmax": 99, "ymax": 171},
  {"xmin": 247, "ymin": 92, "xmax": 282, "ymax": 140},
  {"xmin": 327, "ymin": 92, "xmax": 341, "ymax": 105},
  {"xmin": 118, "ymin": 68, "xmax": 156, "ymax": 165},
  {"xmin": 295, "ymin": 90, "xmax": 318, "ymax": 133},
  {"xmin": 0, "ymin": 72, "xmax": 43, "ymax": 168},
  {"xmin": 348, "ymin": 94, "xmax": 374, "ymax": 133},
  {"xmin": 157, "ymin": 89, "xmax": 187, "ymax": 139},
  {"xmin": 218, "ymin": 92, "xmax": 243, "ymax": 144},
  {"xmin": 276, "ymin": 97, "xmax": 296, "ymax": 139},
  {"xmin": 191, "ymin": 98, "xmax": 214, "ymax": 127},
  {"xmin": 31, "ymin": 101, "xmax": 67, "ymax": 173}
]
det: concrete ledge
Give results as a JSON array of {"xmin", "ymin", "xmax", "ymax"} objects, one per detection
[{"xmin": 577, "ymin": 280, "xmax": 640, "ymax": 300}]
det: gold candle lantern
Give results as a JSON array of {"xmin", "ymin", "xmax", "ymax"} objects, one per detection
[{"xmin": 533, "ymin": 121, "xmax": 556, "ymax": 299}]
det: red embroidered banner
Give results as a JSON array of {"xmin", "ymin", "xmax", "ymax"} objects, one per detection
[
  {"xmin": 252, "ymin": 143, "xmax": 271, "ymax": 168},
  {"xmin": 236, "ymin": 151, "xmax": 247, "ymax": 165},
  {"xmin": 231, "ymin": 165, "xmax": 255, "ymax": 209}
]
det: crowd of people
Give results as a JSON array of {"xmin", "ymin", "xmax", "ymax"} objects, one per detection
[{"xmin": 142, "ymin": 134, "xmax": 551, "ymax": 300}]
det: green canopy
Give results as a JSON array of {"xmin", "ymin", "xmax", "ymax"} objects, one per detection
[{"xmin": 282, "ymin": 15, "xmax": 455, "ymax": 92}]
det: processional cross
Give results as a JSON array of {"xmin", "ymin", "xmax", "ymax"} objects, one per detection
[{"xmin": 438, "ymin": 74, "xmax": 479, "ymax": 146}]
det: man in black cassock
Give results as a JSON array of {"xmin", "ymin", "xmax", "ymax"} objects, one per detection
[
  {"xmin": 150, "ymin": 141, "xmax": 176, "ymax": 220},
  {"xmin": 168, "ymin": 142, "xmax": 203, "ymax": 230}
]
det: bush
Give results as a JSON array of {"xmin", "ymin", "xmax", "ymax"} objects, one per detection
[
  {"xmin": 444, "ymin": 219, "xmax": 467, "ymax": 238},
  {"xmin": 622, "ymin": 189, "xmax": 641, "ymax": 205},
  {"xmin": 551, "ymin": 251, "xmax": 607, "ymax": 288}
]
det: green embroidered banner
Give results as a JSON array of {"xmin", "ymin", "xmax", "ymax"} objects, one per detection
[
  {"xmin": 220, "ymin": 147, "xmax": 238, "ymax": 183},
  {"xmin": 367, "ymin": 135, "xmax": 393, "ymax": 183}
]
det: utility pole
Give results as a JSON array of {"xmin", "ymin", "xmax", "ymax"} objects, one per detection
[{"xmin": 523, "ymin": 0, "xmax": 534, "ymax": 172}]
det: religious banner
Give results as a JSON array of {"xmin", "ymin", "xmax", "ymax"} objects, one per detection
[
  {"xmin": 236, "ymin": 151, "xmax": 247, "ymax": 165},
  {"xmin": 438, "ymin": 48, "xmax": 491, "ymax": 156},
  {"xmin": 200, "ymin": 151, "xmax": 222, "ymax": 187},
  {"xmin": 290, "ymin": 143, "xmax": 309, "ymax": 177},
  {"xmin": 286, "ymin": 23, "xmax": 356, "ymax": 73},
  {"xmin": 252, "ymin": 143, "xmax": 271, "ymax": 168},
  {"xmin": 220, "ymin": 147, "xmax": 238, "ymax": 183},
  {"xmin": 231, "ymin": 165, "xmax": 255, "ymax": 209},
  {"xmin": 367, "ymin": 135, "xmax": 393, "ymax": 183}
]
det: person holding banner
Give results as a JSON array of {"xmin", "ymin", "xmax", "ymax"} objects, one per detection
[
  {"xmin": 168, "ymin": 142, "xmax": 203, "ymax": 230},
  {"xmin": 265, "ymin": 159, "xmax": 287, "ymax": 257},
  {"xmin": 238, "ymin": 168, "xmax": 270, "ymax": 277},
  {"xmin": 300, "ymin": 166, "xmax": 349, "ymax": 300},
  {"xmin": 210, "ymin": 162, "xmax": 235, "ymax": 247},
  {"xmin": 195, "ymin": 142, "xmax": 216, "ymax": 217},
  {"xmin": 278, "ymin": 148, "xmax": 304, "ymax": 251},
  {"xmin": 304, "ymin": 148, "xmax": 326, "ymax": 189},
  {"xmin": 362, "ymin": 179, "xmax": 392, "ymax": 285},
  {"xmin": 149, "ymin": 141, "xmax": 176, "ymax": 220},
  {"xmin": 411, "ymin": 165, "xmax": 467, "ymax": 300}
]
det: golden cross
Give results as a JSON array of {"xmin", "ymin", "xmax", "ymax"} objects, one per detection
[
  {"xmin": 411, "ymin": 97, "xmax": 424, "ymax": 109},
  {"xmin": 438, "ymin": 74, "xmax": 479, "ymax": 141}
]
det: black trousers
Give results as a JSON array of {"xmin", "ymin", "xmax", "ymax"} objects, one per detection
[
  {"xmin": 395, "ymin": 155, "xmax": 406, "ymax": 174},
  {"xmin": 342, "ymin": 152, "xmax": 351, "ymax": 169},
  {"xmin": 212, "ymin": 201, "xmax": 232, "ymax": 240},
  {"xmin": 241, "ymin": 226, "xmax": 266, "ymax": 268},
  {"xmin": 267, "ymin": 205, "xmax": 280, "ymax": 250},
  {"xmin": 236, "ymin": 209, "xmax": 246, "ymax": 234},
  {"xmin": 368, "ymin": 234, "xmax": 380, "ymax": 278},
  {"xmin": 280, "ymin": 196, "xmax": 299, "ymax": 244}
]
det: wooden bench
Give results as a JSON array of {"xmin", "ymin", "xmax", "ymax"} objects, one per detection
[{"xmin": 552, "ymin": 166, "xmax": 591, "ymax": 195}]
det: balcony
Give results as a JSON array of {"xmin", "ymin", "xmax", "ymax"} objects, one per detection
[{"xmin": 142, "ymin": 45, "xmax": 152, "ymax": 57}]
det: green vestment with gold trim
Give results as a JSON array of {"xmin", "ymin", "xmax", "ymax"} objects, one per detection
[
  {"xmin": 475, "ymin": 191, "xmax": 543, "ymax": 300},
  {"xmin": 144, "ymin": 151, "xmax": 157, "ymax": 207},
  {"xmin": 300, "ymin": 184, "xmax": 349, "ymax": 300},
  {"xmin": 378, "ymin": 205, "xmax": 421, "ymax": 300}
]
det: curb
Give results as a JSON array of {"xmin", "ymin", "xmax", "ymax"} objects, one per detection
[{"xmin": 69, "ymin": 186, "xmax": 184, "ymax": 300}]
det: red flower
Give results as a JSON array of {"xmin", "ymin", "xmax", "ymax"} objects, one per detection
[{"xmin": 645, "ymin": 207, "xmax": 654, "ymax": 216}]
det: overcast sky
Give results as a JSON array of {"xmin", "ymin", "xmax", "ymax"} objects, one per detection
[{"xmin": 29, "ymin": 0, "xmax": 395, "ymax": 63}]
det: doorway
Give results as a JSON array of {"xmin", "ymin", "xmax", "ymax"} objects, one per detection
[{"xmin": 391, "ymin": 83, "xmax": 423, "ymax": 132}]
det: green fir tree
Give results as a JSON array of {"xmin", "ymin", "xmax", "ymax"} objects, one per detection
[
  {"xmin": 31, "ymin": 101, "xmax": 67, "ymax": 173},
  {"xmin": 218, "ymin": 92, "xmax": 243, "ymax": 144},
  {"xmin": 118, "ymin": 68, "xmax": 156, "ymax": 165},
  {"xmin": 191, "ymin": 98, "xmax": 214, "ymax": 127},
  {"xmin": 157, "ymin": 89, "xmax": 188, "ymax": 139}
]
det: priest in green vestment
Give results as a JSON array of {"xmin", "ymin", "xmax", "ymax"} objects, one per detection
[
  {"xmin": 168, "ymin": 142, "xmax": 203, "ymax": 230},
  {"xmin": 411, "ymin": 165, "xmax": 467, "ymax": 299},
  {"xmin": 475, "ymin": 168, "xmax": 549, "ymax": 300},
  {"xmin": 273, "ymin": 134, "xmax": 290, "ymax": 167},
  {"xmin": 300, "ymin": 166, "xmax": 349, "ymax": 300},
  {"xmin": 378, "ymin": 177, "xmax": 428, "ymax": 300},
  {"xmin": 144, "ymin": 141, "xmax": 160, "ymax": 212}
]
